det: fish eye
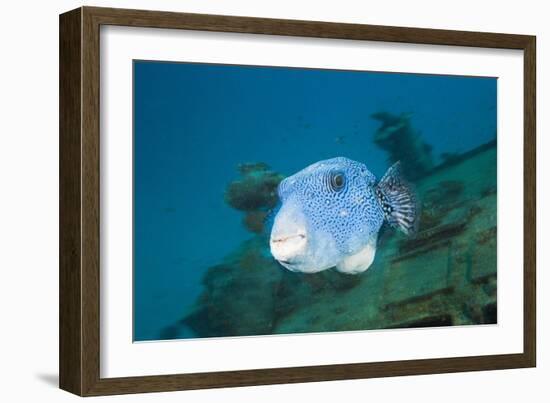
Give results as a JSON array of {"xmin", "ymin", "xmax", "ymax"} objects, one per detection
[{"xmin": 330, "ymin": 171, "xmax": 346, "ymax": 191}]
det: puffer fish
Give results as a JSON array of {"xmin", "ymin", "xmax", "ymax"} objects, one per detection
[{"xmin": 269, "ymin": 157, "xmax": 418, "ymax": 274}]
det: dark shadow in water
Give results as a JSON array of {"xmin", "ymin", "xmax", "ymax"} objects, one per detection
[
  {"xmin": 483, "ymin": 303, "xmax": 497, "ymax": 324},
  {"xmin": 389, "ymin": 315, "xmax": 454, "ymax": 329},
  {"xmin": 35, "ymin": 373, "xmax": 58, "ymax": 388}
]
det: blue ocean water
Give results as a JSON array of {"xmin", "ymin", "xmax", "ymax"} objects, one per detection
[{"xmin": 133, "ymin": 61, "xmax": 496, "ymax": 341}]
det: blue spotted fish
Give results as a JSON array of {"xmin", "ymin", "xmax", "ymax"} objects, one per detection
[{"xmin": 269, "ymin": 157, "xmax": 418, "ymax": 274}]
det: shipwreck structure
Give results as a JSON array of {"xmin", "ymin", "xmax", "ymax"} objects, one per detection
[{"xmin": 162, "ymin": 124, "xmax": 497, "ymax": 339}]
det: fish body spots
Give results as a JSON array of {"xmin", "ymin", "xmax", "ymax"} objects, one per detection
[{"xmin": 271, "ymin": 157, "xmax": 418, "ymax": 274}]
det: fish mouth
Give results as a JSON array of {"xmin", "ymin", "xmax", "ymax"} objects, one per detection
[
  {"xmin": 276, "ymin": 259, "xmax": 303, "ymax": 272},
  {"xmin": 270, "ymin": 233, "xmax": 306, "ymax": 244},
  {"xmin": 276, "ymin": 257, "xmax": 303, "ymax": 265},
  {"xmin": 269, "ymin": 233, "xmax": 307, "ymax": 263},
  {"xmin": 274, "ymin": 255, "xmax": 306, "ymax": 272}
]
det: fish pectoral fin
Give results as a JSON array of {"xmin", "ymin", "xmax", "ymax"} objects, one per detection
[{"xmin": 335, "ymin": 235, "xmax": 377, "ymax": 275}]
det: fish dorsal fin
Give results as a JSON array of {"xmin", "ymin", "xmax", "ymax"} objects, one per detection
[
  {"xmin": 376, "ymin": 162, "xmax": 419, "ymax": 236},
  {"xmin": 335, "ymin": 235, "xmax": 377, "ymax": 275}
]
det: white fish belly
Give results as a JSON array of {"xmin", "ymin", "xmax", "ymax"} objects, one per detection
[{"xmin": 335, "ymin": 234, "xmax": 377, "ymax": 274}]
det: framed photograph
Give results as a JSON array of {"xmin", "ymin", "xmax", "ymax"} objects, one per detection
[{"xmin": 59, "ymin": 6, "xmax": 536, "ymax": 396}]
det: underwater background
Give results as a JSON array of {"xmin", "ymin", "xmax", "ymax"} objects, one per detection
[{"xmin": 133, "ymin": 61, "xmax": 497, "ymax": 341}]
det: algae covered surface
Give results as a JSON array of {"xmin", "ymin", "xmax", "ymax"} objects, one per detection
[
  {"xmin": 177, "ymin": 143, "xmax": 497, "ymax": 338},
  {"xmin": 133, "ymin": 61, "xmax": 497, "ymax": 341}
]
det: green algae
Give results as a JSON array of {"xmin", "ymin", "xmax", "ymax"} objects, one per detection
[{"xmin": 167, "ymin": 141, "xmax": 497, "ymax": 339}]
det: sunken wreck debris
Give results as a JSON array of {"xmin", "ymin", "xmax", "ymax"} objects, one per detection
[
  {"xmin": 371, "ymin": 111, "xmax": 434, "ymax": 180},
  {"xmin": 224, "ymin": 162, "xmax": 285, "ymax": 234},
  {"xmin": 224, "ymin": 162, "xmax": 284, "ymax": 211},
  {"xmin": 169, "ymin": 139, "xmax": 497, "ymax": 340},
  {"xmin": 179, "ymin": 237, "xmax": 365, "ymax": 338}
]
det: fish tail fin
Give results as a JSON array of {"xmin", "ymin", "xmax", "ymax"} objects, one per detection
[{"xmin": 376, "ymin": 162, "xmax": 419, "ymax": 236}]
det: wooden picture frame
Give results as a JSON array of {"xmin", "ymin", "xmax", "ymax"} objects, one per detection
[{"xmin": 59, "ymin": 6, "xmax": 536, "ymax": 396}]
